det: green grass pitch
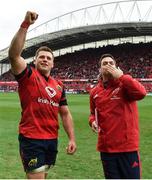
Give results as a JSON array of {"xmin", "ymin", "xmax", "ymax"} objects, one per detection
[{"xmin": 0, "ymin": 93, "xmax": 152, "ymax": 178}]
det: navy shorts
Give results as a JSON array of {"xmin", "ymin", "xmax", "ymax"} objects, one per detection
[
  {"xmin": 100, "ymin": 151, "xmax": 141, "ymax": 179},
  {"xmin": 18, "ymin": 134, "xmax": 58, "ymax": 173}
]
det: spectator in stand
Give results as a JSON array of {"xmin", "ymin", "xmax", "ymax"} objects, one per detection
[{"xmin": 1, "ymin": 42, "xmax": 152, "ymax": 91}]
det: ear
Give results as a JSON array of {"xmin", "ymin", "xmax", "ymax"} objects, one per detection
[
  {"xmin": 99, "ymin": 68, "xmax": 102, "ymax": 74},
  {"xmin": 51, "ymin": 62, "xmax": 54, "ymax": 68},
  {"xmin": 97, "ymin": 69, "xmax": 102, "ymax": 80},
  {"xmin": 33, "ymin": 58, "xmax": 36, "ymax": 64}
]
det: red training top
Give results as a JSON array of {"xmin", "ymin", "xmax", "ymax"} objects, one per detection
[{"xmin": 89, "ymin": 75, "xmax": 146, "ymax": 153}]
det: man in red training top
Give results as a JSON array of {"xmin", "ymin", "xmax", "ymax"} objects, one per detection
[
  {"xmin": 9, "ymin": 11, "xmax": 76, "ymax": 179},
  {"xmin": 89, "ymin": 53, "xmax": 146, "ymax": 179}
]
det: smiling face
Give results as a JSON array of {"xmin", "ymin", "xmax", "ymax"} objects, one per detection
[{"xmin": 34, "ymin": 50, "xmax": 54, "ymax": 77}]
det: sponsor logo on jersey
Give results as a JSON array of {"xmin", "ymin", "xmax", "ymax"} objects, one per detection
[
  {"xmin": 45, "ymin": 86, "xmax": 56, "ymax": 98},
  {"xmin": 38, "ymin": 97, "xmax": 59, "ymax": 107},
  {"xmin": 111, "ymin": 87, "xmax": 120, "ymax": 95},
  {"xmin": 93, "ymin": 94, "xmax": 98, "ymax": 99},
  {"xmin": 110, "ymin": 96, "xmax": 121, "ymax": 100},
  {"xmin": 111, "ymin": 87, "xmax": 121, "ymax": 100}
]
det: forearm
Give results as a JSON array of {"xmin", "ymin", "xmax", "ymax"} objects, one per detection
[
  {"xmin": 62, "ymin": 112, "xmax": 75, "ymax": 141},
  {"xmin": 8, "ymin": 27, "xmax": 28, "ymax": 74},
  {"xmin": 89, "ymin": 95, "xmax": 96, "ymax": 126},
  {"xmin": 8, "ymin": 11, "xmax": 38, "ymax": 75},
  {"xmin": 60, "ymin": 107, "xmax": 76, "ymax": 154},
  {"xmin": 9, "ymin": 11, "xmax": 37, "ymax": 61},
  {"xmin": 9, "ymin": 28, "xmax": 27, "ymax": 60}
]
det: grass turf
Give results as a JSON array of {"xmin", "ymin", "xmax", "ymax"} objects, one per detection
[{"xmin": 0, "ymin": 93, "xmax": 152, "ymax": 178}]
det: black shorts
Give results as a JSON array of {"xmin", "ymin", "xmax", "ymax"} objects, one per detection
[
  {"xmin": 18, "ymin": 134, "xmax": 58, "ymax": 173},
  {"xmin": 100, "ymin": 151, "xmax": 141, "ymax": 179}
]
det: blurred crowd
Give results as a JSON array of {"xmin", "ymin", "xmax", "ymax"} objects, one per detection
[
  {"xmin": 0, "ymin": 42, "xmax": 152, "ymax": 92},
  {"xmin": 52, "ymin": 42, "xmax": 152, "ymax": 79}
]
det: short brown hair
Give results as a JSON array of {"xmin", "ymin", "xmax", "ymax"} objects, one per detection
[
  {"xmin": 35, "ymin": 46, "xmax": 54, "ymax": 59},
  {"xmin": 99, "ymin": 53, "xmax": 116, "ymax": 66}
]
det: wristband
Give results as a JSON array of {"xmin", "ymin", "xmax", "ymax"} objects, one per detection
[{"xmin": 20, "ymin": 21, "xmax": 30, "ymax": 29}]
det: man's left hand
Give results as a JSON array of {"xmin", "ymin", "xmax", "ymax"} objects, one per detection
[
  {"xmin": 106, "ymin": 65, "xmax": 123, "ymax": 79},
  {"xmin": 66, "ymin": 140, "xmax": 77, "ymax": 155}
]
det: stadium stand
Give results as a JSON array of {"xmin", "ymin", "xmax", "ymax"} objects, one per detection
[
  {"xmin": 0, "ymin": 0, "xmax": 152, "ymax": 93},
  {"xmin": 0, "ymin": 42, "xmax": 152, "ymax": 93},
  {"xmin": 53, "ymin": 42, "xmax": 152, "ymax": 79}
]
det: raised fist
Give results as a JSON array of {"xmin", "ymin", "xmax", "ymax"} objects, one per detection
[{"xmin": 24, "ymin": 11, "xmax": 38, "ymax": 25}]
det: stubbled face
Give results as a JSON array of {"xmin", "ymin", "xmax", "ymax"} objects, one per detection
[
  {"xmin": 34, "ymin": 51, "xmax": 54, "ymax": 76},
  {"xmin": 100, "ymin": 57, "xmax": 116, "ymax": 76}
]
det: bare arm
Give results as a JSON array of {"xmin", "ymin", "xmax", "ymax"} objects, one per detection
[
  {"xmin": 59, "ymin": 105, "xmax": 76, "ymax": 154},
  {"xmin": 8, "ymin": 11, "xmax": 38, "ymax": 75},
  {"xmin": 89, "ymin": 93, "xmax": 98, "ymax": 133}
]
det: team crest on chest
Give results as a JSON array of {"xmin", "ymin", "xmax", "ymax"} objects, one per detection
[
  {"xmin": 57, "ymin": 85, "xmax": 62, "ymax": 91},
  {"xmin": 45, "ymin": 86, "xmax": 56, "ymax": 98}
]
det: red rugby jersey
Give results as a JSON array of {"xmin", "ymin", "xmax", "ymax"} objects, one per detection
[{"xmin": 16, "ymin": 66, "xmax": 67, "ymax": 139}]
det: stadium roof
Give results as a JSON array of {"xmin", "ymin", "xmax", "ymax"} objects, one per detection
[{"xmin": 1, "ymin": 0, "xmax": 152, "ymax": 63}]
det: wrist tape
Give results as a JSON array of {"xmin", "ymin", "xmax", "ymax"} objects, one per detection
[{"xmin": 20, "ymin": 21, "xmax": 30, "ymax": 29}]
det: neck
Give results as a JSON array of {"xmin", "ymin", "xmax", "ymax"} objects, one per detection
[
  {"xmin": 38, "ymin": 70, "xmax": 50, "ymax": 77},
  {"xmin": 42, "ymin": 72, "xmax": 50, "ymax": 78},
  {"xmin": 102, "ymin": 74, "xmax": 113, "ymax": 82}
]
